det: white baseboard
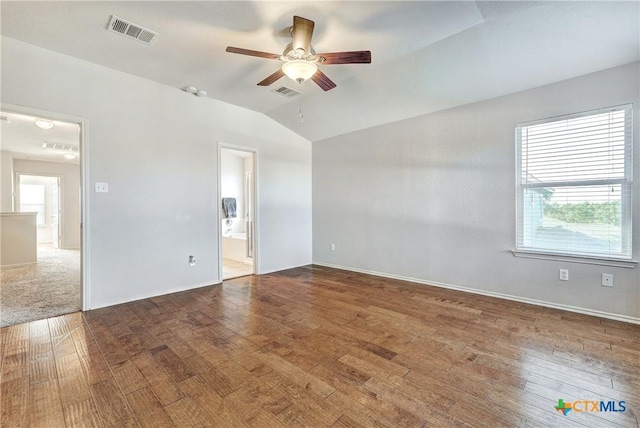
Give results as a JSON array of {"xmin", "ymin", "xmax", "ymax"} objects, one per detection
[
  {"xmin": 312, "ymin": 261, "xmax": 640, "ymax": 325},
  {"xmin": 88, "ymin": 280, "xmax": 221, "ymax": 310},
  {"xmin": 1, "ymin": 261, "xmax": 37, "ymax": 268}
]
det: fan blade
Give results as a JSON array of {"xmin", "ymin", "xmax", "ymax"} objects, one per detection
[
  {"xmin": 292, "ymin": 16, "xmax": 314, "ymax": 55},
  {"xmin": 257, "ymin": 69, "xmax": 285, "ymax": 86},
  {"xmin": 311, "ymin": 70, "xmax": 337, "ymax": 91},
  {"xmin": 317, "ymin": 51, "xmax": 371, "ymax": 64},
  {"xmin": 226, "ymin": 46, "xmax": 281, "ymax": 60}
]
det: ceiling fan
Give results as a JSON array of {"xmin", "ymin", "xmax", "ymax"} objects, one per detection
[{"xmin": 226, "ymin": 16, "xmax": 371, "ymax": 91}]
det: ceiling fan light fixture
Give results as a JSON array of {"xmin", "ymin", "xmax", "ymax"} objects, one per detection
[
  {"xmin": 226, "ymin": 15, "xmax": 368, "ymax": 91},
  {"xmin": 282, "ymin": 60, "xmax": 317, "ymax": 84},
  {"xmin": 35, "ymin": 119, "xmax": 54, "ymax": 130}
]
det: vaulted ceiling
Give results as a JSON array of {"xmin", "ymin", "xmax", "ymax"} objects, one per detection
[{"xmin": 1, "ymin": 1, "xmax": 638, "ymax": 142}]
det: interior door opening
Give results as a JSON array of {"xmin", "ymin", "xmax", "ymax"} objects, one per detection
[
  {"xmin": 219, "ymin": 146, "xmax": 256, "ymax": 280},
  {"xmin": 0, "ymin": 109, "xmax": 83, "ymax": 327},
  {"xmin": 17, "ymin": 174, "xmax": 61, "ymax": 249}
]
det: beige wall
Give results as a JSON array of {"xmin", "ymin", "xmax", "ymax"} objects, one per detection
[{"xmin": 0, "ymin": 151, "xmax": 13, "ymax": 211}]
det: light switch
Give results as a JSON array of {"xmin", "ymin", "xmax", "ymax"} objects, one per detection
[{"xmin": 95, "ymin": 182, "xmax": 109, "ymax": 193}]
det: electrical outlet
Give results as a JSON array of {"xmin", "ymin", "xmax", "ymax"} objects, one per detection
[
  {"xmin": 601, "ymin": 273, "xmax": 613, "ymax": 287},
  {"xmin": 559, "ymin": 269, "xmax": 569, "ymax": 281},
  {"xmin": 95, "ymin": 182, "xmax": 109, "ymax": 193},
  {"xmin": 330, "ymin": 243, "xmax": 336, "ymax": 251},
  {"xmin": 189, "ymin": 255, "xmax": 196, "ymax": 267}
]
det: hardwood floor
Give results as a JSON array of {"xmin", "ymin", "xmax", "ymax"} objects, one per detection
[{"xmin": 1, "ymin": 265, "xmax": 638, "ymax": 427}]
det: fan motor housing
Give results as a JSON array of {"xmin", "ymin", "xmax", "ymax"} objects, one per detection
[{"xmin": 283, "ymin": 43, "xmax": 316, "ymax": 60}]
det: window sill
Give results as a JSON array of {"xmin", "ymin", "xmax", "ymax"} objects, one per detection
[{"xmin": 511, "ymin": 249, "xmax": 638, "ymax": 269}]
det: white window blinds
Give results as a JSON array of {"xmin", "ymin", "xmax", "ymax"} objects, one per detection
[{"xmin": 516, "ymin": 104, "xmax": 633, "ymax": 260}]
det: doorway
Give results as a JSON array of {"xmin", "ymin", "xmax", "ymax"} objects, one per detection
[
  {"xmin": 0, "ymin": 108, "xmax": 83, "ymax": 327},
  {"xmin": 16, "ymin": 174, "xmax": 61, "ymax": 248},
  {"xmin": 219, "ymin": 146, "xmax": 257, "ymax": 280}
]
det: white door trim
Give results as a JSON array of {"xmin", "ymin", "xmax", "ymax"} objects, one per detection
[
  {"xmin": 217, "ymin": 142, "xmax": 260, "ymax": 281},
  {"xmin": 1, "ymin": 103, "xmax": 90, "ymax": 311}
]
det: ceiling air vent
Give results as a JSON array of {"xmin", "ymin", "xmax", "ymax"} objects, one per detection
[
  {"xmin": 107, "ymin": 15, "xmax": 158, "ymax": 45},
  {"xmin": 272, "ymin": 86, "xmax": 301, "ymax": 98},
  {"xmin": 42, "ymin": 142, "xmax": 79, "ymax": 153}
]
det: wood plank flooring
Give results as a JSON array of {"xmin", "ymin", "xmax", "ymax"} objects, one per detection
[{"xmin": 1, "ymin": 265, "xmax": 639, "ymax": 427}]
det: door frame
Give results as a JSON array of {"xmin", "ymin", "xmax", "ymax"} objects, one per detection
[
  {"xmin": 2, "ymin": 103, "xmax": 90, "ymax": 311},
  {"xmin": 217, "ymin": 142, "xmax": 260, "ymax": 281},
  {"xmin": 52, "ymin": 176, "xmax": 61, "ymax": 249}
]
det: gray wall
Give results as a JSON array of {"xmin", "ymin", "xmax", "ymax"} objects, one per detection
[
  {"xmin": 2, "ymin": 36, "xmax": 312, "ymax": 309},
  {"xmin": 313, "ymin": 62, "xmax": 640, "ymax": 320}
]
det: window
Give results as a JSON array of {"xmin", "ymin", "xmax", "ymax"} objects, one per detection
[
  {"xmin": 19, "ymin": 184, "xmax": 46, "ymax": 225},
  {"xmin": 516, "ymin": 104, "xmax": 632, "ymax": 261}
]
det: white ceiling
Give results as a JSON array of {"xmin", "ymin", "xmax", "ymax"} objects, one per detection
[
  {"xmin": 1, "ymin": 1, "xmax": 638, "ymax": 142},
  {"xmin": 0, "ymin": 111, "xmax": 80, "ymax": 164}
]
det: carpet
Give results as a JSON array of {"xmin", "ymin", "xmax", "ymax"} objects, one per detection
[{"xmin": 0, "ymin": 245, "xmax": 81, "ymax": 327}]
